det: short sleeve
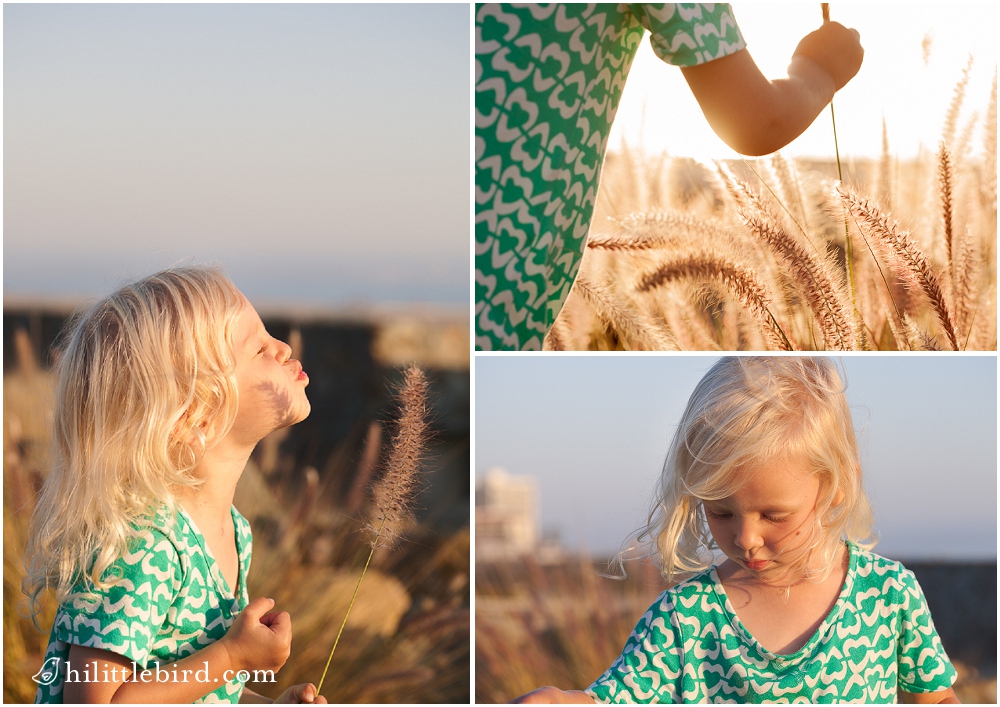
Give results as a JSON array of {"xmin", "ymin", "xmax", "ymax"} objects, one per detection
[
  {"xmin": 895, "ymin": 570, "xmax": 957, "ymax": 694},
  {"xmin": 629, "ymin": 4, "xmax": 746, "ymax": 67},
  {"xmin": 52, "ymin": 529, "xmax": 182, "ymax": 667},
  {"xmin": 586, "ymin": 591, "xmax": 682, "ymax": 703}
]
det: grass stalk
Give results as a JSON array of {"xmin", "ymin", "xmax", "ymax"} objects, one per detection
[
  {"xmin": 316, "ymin": 519, "xmax": 383, "ymax": 694},
  {"xmin": 822, "ymin": 4, "xmax": 861, "ymax": 344},
  {"xmin": 316, "ymin": 365, "xmax": 430, "ymax": 697}
]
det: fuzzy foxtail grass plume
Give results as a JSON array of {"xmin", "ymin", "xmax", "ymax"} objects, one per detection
[
  {"xmin": 316, "ymin": 365, "xmax": 429, "ymax": 696},
  {"xmin": 837, "ymin": 186, "xmax": 960, "ymax": 350},
  {"xmin": 636, "ymin": 252, "xmax": 793, "ymax": 350},
  {"xmin": 575, "ymin": 274, "xmax": 675, "ymax": 350}
]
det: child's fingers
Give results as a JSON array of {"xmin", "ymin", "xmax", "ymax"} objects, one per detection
[
  {"xmin": 792, "ymin": 22, "xmax": 863, "ymax": 91},
  {"xmin": 240, "ymin": 596, "xmax": 276, "ymax": 623},
  {"xmin": 286, "ymin": 683, "xmax": 324, "ymax": 704},
  {"xmin": 299, "ymin": 683, "xmax": 323, "ymax": 703},
  {"xmin": 260, "ymin": 610, "xmax": 292, "ymax": 633}
]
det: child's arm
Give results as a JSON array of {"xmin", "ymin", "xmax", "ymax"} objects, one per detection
[
  {"xmin": 899, "ymin": 687, "xmax": 960, "ymax": 704},
  {"xmin": 63, "ymin": 597, "xmax": 316, "ymax": 703},
  {"xmin": 512, "ymin": 686, "xmax": 596, "ymax": 703},
  {"xmin": 680, "ymin": 21, "xmax": 863, "ymax": 156}
]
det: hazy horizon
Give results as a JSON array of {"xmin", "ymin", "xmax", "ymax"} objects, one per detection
[{"xmin": 476, "ymin": 356, "xmax": 998, "ymax": 561}]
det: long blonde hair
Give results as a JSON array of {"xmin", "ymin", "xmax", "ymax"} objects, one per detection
[
  {"xmin": 635, "ymin": 357, "xmax": 875, "ymax": 585},
  {"xmin": 23, "ymin": 266, "xmax": 244, "ymax": 620}
]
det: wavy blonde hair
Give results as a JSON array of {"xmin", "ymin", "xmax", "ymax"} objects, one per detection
[
  {"xmin": 23, "ymin": 266, "xmax": 244, "ymax": 621},
  {"xmin": 633, "ymin": 356, "xmax": 875, "ymax": 586}
]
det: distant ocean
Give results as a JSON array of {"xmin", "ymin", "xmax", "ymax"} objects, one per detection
[{"xmin": 4, "ymin": 250, "xmax": 469, "ymax": 306}]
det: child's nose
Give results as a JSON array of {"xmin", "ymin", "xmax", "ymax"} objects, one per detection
[
  {"xmin": 733, "ymin": 520, "xmax": 762, "ymax": 551},
  {"xmin": 275, "ymin": 338, "xmax": 292, "ymax": 362}
]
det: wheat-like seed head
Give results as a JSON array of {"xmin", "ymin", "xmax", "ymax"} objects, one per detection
[
  {"xmin": 636, "ymin": 251, "xmax": 793, "ymax": 350},
  {"xmin": 938, "ymin": 142, "xmax": 955, "ymax": 279},
  {"xmin": 838, "ymin": 185, "xmax": 959, "ymax": 349},
  {"xmin": 982, "ymin": 72, "xmax": 997, "ymax": 210},
  {"xmin": 575, "ymin": 273, "xmax": 676, "ymax": 350},
  {"xmin": 942, "ymin": 55, "xmax": 974, "ymax": 149},
  {"xmin": 878, "ymin": 117, "xmax": 894, "ymax": 211},
  {"xmin": 543, "ymin": 318, "xmax": 567, "ymax": 351},
  {"xmin": 367, "ymin": 366, "xmax": 429, "ymax": 549},
  {"xmin": 740, "ymin": 211, "xmax": 855, "ymax": 350}
]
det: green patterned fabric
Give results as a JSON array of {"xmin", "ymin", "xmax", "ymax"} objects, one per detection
[
  {"xmin": 587, "ymin": 542, "xmax": 957, "ymax": 703},
  {"xmin": 35, "ymin": 505, "xmax": 253, "ymax": 704},
  {"xmin": 475, "ymin": 3, "xmax": 746, "ymax": 350}
]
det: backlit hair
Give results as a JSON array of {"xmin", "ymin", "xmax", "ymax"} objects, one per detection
[
  {"xmin": 23, "ymin": 265, "xmax": 244, "ymax": 620},
  {"xmin": 639, "ymin": 356, "xmax": 875, "ymax": 585}
]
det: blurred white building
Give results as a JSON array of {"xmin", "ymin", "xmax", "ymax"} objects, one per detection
[{"xmin": 475, "ymin": 467, "xmax": 538, "ymax": 561}]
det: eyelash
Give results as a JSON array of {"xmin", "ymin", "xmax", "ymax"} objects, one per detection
[{"xmin": 705, "ymin": 510, "xmax": 788, "ymax": 523}]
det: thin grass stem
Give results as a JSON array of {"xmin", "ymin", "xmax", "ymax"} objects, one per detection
[
  {"xmin": 822, "ymin": 4, "xmax": 861, "ymax": 343},
  {"xmin": 316, "ymin": 516, "xmax": 384, "ymax": 695}
]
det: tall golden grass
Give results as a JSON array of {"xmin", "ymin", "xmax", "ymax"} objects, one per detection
[
  {"xmin": 547, "ymin": 69, "xmax": 996, "ymax": 351},
  {"xmin": 475, "ymin": 555, "xmax": 670, "ymax": 703},
  {"xmin": 2, "ymin": 342, "xmax": 469, "ymax": 703}
]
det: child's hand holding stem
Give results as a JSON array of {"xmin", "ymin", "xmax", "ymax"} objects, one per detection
[
  {"xmin": 681, "ymin": 18, "xmax": 863, "ymax": 156},
  {"xmin": 223, "ymin": 597, "xmax": 327, "ymax": 704}
]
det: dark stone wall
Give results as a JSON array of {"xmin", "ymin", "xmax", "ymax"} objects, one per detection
[{"xmin": 899, "ymin": 560, "xmax": 997, "ymax": 675}]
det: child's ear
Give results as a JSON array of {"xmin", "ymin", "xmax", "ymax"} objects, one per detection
[{"xmin": 832, "ymin": 487, "xmax": 846, "ymax": 506}]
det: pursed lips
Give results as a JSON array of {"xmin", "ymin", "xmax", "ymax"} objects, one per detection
[{"xmin": 288, "ymin": 360, "xmax": 307, "ymax": 381}]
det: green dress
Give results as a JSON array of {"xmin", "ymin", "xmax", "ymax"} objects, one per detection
[
  {"xmin": 475, "ymin": 3, "xmax": 746, "ymax": 350},
  {"xmin": 587, "ymin": 542, "xmax": 957, "ymax": 703},
  {"xmin": 35, "ymin": 505, "xmax": 253, "ymax": 704}
]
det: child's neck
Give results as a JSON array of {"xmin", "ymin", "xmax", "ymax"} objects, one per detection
[{"xmin": 177, "ymin": 437, "xmax": 254, "ymax": 527}]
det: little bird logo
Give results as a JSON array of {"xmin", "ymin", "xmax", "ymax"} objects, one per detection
[{"xmin": 32, "ymin": 656, "xmax": 60, "ymax": 685}]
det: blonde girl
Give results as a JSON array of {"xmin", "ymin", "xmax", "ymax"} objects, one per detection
[
  {"xmin": 24, "ymin": 266, "xmax": 326, "ymax": 704},
  {"xmin": 516, "ymin": 357, "xmax": 958, "ymax": 704}
]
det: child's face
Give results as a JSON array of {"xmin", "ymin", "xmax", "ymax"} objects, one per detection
[
  {"xmin": 702, "ymin": 455, "xmax": 824, "ymax": 581},
  {"xmin": 229, "ymin": 295, "xmax": 311, "ymax": 445}
]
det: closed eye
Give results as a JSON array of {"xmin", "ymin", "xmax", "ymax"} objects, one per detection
[{"xmin": 704, "ymin": 509, "xmax": 789, "ymax": 523}]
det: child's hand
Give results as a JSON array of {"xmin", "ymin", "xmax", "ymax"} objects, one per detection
[
  {"xmin": 274, "ymin": 683, "xmax": 328, "ymax": 704},
  {"xmin": 221, "ymin": 597, "xmax": 293, "ymax": 674},
  {"xmin": 791, "ymin": 21, "xmax": 863, "ymax": 92}
]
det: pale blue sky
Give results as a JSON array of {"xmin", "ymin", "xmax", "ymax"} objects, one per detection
[
  {"xmin": 4, "ymin": 4, "xmax": 469, "ymax": 305},
  {"xmin": 476, "ymin": 356, "xmax": 997, "ymax": 560}
]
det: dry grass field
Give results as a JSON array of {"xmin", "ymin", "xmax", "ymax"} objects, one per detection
[
  {"xmin": 2, "ymin": 330, "xmax": 469, "ymax": 704},
  {"xmin": 547, "ymin": 71, "xmax": 996, "ymax": 351}
]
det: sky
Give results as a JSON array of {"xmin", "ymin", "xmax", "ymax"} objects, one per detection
[
  {"xmin": 476, "ymin": 355, "xmax": 998, "ymax": 560},
  {"xmin": 3, "ymin": 4, "xmax": 469, "ymax": 307},
  {"xmin": 610, "ymin": 3, "xmax": 998, "ymax": 161}
]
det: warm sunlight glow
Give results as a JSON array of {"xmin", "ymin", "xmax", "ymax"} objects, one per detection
[{"xmin": 610, "ymin": 4, "xmax": 997, "ymax": 160}]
